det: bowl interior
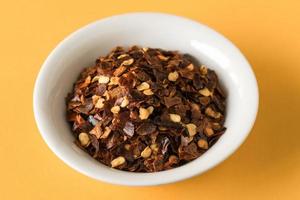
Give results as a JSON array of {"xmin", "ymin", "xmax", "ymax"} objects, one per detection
[{"xmin": 34, "ymin": 13, "xmax": 258, "ymax": 186}]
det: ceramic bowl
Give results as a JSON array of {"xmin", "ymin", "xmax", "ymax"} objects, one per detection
[{"xmin": 33, "ymin": 12, "xmax": 259, "ymax": 186}]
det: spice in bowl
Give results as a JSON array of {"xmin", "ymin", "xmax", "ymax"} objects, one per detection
[{"xmin": 66, "ymin": 46, "xmax": 226, "ymax": 172}]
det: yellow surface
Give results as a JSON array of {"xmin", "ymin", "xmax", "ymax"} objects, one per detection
[{"xmin": 1, "ymin": 0, "xmax": 300, "ymax": 199}]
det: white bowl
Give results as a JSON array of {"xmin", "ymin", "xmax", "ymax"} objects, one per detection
[{"xmin": 33, "ymin": 12, "xmax": 259, "ymax": 186}]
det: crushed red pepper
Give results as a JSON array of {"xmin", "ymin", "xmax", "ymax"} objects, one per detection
[{"xmin": 66, "ymin": 46, "xmax": 226, "ymax": 172}]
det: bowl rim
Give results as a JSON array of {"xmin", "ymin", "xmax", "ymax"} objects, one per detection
[{"xmin": 33, "ymin": 12, "xmax": 259, "ymax": 186}]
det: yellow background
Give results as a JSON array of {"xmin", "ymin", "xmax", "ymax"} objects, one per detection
[{"xmin": 1, "ymin": 0, "xmax": 300, "ymax": 199}]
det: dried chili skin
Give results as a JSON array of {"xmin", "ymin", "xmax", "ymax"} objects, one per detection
[{"xmin": 66, "ymin": 46, "xmax": 226, "ymax": 172}]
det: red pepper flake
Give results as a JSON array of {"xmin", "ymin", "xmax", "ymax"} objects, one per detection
[{"xmin": 66, "ymin": 46, "xmax": 226, "ymax": 172}]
